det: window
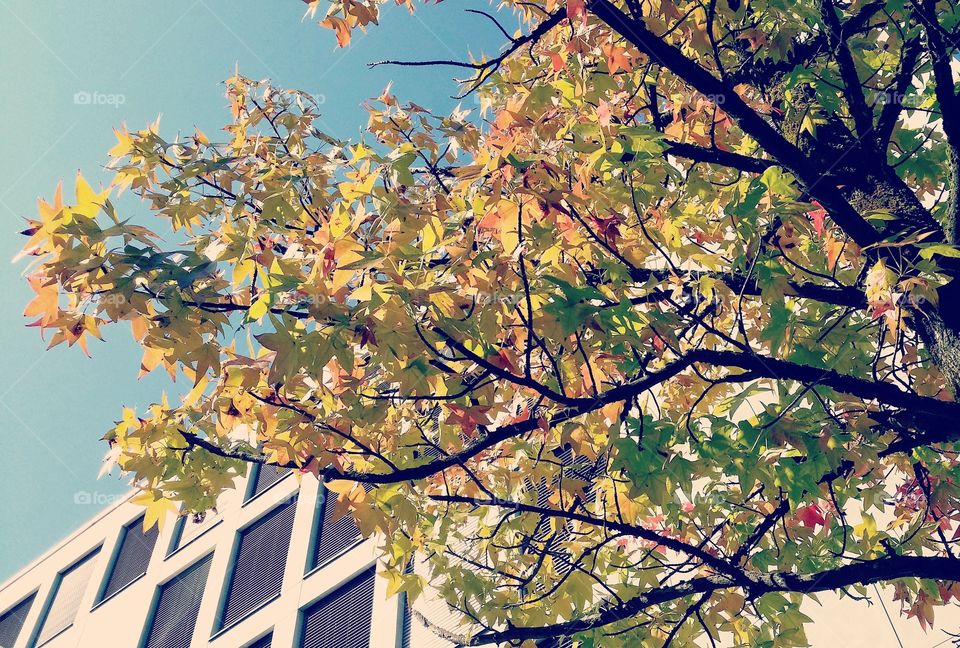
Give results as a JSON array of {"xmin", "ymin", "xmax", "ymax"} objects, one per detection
[
  {"xmin": 399, "ymin": 601, "xmax": 460, "ymax": 648},
  {"xmin": 0, "ymin": 592, "xmax": 36, "ymax": 648},
  {"xmin": 307, "ymin": 485, "xmax": 368, "ymax": 572},
  {"xmin": 245, "ymin": 463, "xmax": 289, "ymax": 501},
  {"xmin": 142, "ymin": 553, "xmax": 213, "ymax": 648},
  {"xmin": 299, "ymin": 567, "xmax": 374, "ymax": 648},
  {"xmin": 219, "ymin": 497, "xmax": 297, "ymax": 630},
  {"xmin": 167, "ymin": 511, "xmax": 221, "ymax": 556},
  {"xmin": 399, "ymin": 558, "xmax": 460, "ymax": 648},
  {"xmin": 99, "ymin": 515, "xmax": 159, "ymax": 602},
  {"xmin": 245, "ymin": 632, "xmax": 273, "ymax": 648},
  {"xmin": 33, "ymin": 547, "xmax": 100, "ymax": 646}
]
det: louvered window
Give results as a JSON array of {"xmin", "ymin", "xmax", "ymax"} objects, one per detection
[
  {"xmin": 99, "ymin": 515, "xmax": 159, "ymax": 602},
  {"xmin": 143, "ymin": 553, "xmax": 212, "ymax": 648},
  {"xmin": 399, "ymin": 603, "xmax": 411, "ymax": 648},
  {"xmin": 0, "ymin": 592, "xmax": 36, "ymax": 648},
  {"xmin": 521, "ymin": 446, "xmax": 606, "ymax": 581},
  {"xmin": 299, "ymin": 567, "xmax": 374, "ymax": 648},
  {"xmin": 400, "ymin": 598, "xmax": 462, "ymax": 648},
  {"xmin": 246, "ymin": 632, "xmax": 273, "ymax": 648},
  {"xmin": 400, "ymin": 558, "xmax": 459, "ymax": 648},
  {"xmin": 168, "ymin": 510, "xmax": 221, "ymax": 555},
  {"xmin": 308, "ymin": 486, "xmax": 369, "ymax": 571},
  {"xmin": 220, "ymin": 497, "xmax": 297, "ymax": 629},
  {"xmin": 34, "ymin": 547, "xmax": 100, "ymax": 646},
  {"xmin": 246, "ymin": 463, "xmax": 289, "ymax": 501}
]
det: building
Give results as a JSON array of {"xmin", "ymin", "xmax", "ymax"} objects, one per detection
[
  {"xmin": 3, "ymin": 460, "xmax": 954, "ymax": 648},
  {"xmin": 0, "ymin": 465, "xmax": 452, "ymax": 648}
]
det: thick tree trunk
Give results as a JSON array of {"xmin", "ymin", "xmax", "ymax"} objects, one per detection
[
  {"xmin": 783, "ymin": 92, "xmax": 960, "ymax": 394},
  {"xmin": 917, "ymin": 280, "xmax": 960, "ymax": 395}
]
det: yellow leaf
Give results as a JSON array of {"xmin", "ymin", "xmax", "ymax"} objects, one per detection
[
  {"xmin": 140, "ymin": 346, "xmax": 166, "ymax": 378},
  {"xmin": 131, "ymin": 492, "xmax": 177, "ymax": 532},
  {"xmin": 854, "ymin": 513, "xmax": 877, "ymax": 540},
  {"xmin": 421, "ymin": 216, "xmax": 443, "ymax": 251},
  {"xmin": 73, "ymin": 172, "xmax": 109, "ymax": 217},
  {"xmin": 248, "ymin": 295, "xmax": 271, "ymax": 321},
  {"xmin": 233, "ymin": 258, "xmax": 256, "ymax": 287},
  {"xmin": 351, "ymin": 281, "xmax": 373, "ymax": 302}
]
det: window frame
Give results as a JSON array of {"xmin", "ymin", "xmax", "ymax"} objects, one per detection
[
  {"xmin": 304, "ymin": 484, "xmax": 367, "ymax": 576},
  {"xmin": 137, "ymin": 551, "xmax": 214, "ymax": 648},
  {"xmin": 242, "ymin": 462, "xmax": 292, "ymax": 505},
  {"xmin": 212, "ymin": 495, "xmax": 298, "ymax": 636},
  {"xmin": 165, "ymin": 512, "xmax": 224, "ymax": 559},
  {"xmin": 92, "ymin": 514, "xmax": 159, "ymax": 608},
  {"xmin": 28, "ymin": 545, "xmax": 102, "ymax": 648},
  {"xmin": 242, "ymin": 629, "xmax": 275, "ymax": 648},
  {"xmin": 294, "ymin": 564, "xmax": 376, "ymax": 648},
  {"xmin": 0, "ymin": 589, "xmax": 39, "ymax": 648}
]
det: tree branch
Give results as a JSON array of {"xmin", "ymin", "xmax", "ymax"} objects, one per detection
[
  {"xmin": 587, "ymin": 0, "xmax": 885, "ymax": 248},
  {"xmin": 450, "ymin": 555, "xmax": 960, "ymax": 645},
  {"xmin": 663, "ymin": 140, "xmax": 774, "ymax": 173},
  {"xmin": 182, "ymin": 348, "xmax": 960, "ymax": 484},
  {"xmin": 818, "ymin": 0, "xmax": 874, "ymax": 141},
  {"xmin": 429, "ymin": 494, "xmax": 744, "ymax": 579},
  {"xmin": 369, "ymin": 9, "xmax": 565, "ymax": 98},
  {"xmin": 917, "ymin": 0, "xmax": 960, "ymax": 243}
]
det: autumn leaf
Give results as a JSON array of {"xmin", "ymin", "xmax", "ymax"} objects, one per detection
[
  {"xmin": 321, "ymin": 15, "xmax": 352, "ymax": 47},
  {"xmin": 19, "ymin": 3, "xmax": 960, "ymax": 644},
  {"xmin": 795, "ymin": 503, "xmax": 826, "ymax": 529}
]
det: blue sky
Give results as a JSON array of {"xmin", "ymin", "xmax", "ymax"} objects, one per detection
[{"xmin": 0, "ymin": 0, "xmax": 505, "ymax": 580}]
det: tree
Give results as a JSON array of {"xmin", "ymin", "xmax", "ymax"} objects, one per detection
[{"xmin": 17, "ymin": 0, "xmax": 960, "ymax": 644}]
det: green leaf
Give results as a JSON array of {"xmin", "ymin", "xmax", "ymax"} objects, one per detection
[{"xmin": 919, "ymin": 244, "xmax": 960, "ymax": 260}]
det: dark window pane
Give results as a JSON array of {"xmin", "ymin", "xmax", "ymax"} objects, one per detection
[
  {"xmin": 247, "ymin": 463, "xmax": 288, "ymax": 500},
  {"xmin": 0, "ymin": 592, "xmax": 36, "ymax": 648},
  {"xmin": 246, "ymin": 632, "xmax": 273, "ymax": 648},
  {"xmin": 300, "ymin": 567, "xmax": 374, "ymax": 648},
  {"xmin": 221, "ymin": 497, "xmax": 297, "ymax": 629},
  {"xmin": 143, "ymin": 553, "xmax": 213, "ymax": 648},
  {"xmin": 309, "ymin": 488, "xmax": 364, "ymax": 570},
  {"xmin": 168, "ymin": 510, "xmax": 220, "ymax": 555},
  {"xmin": 100, "ymin": 515, "xmax": 159, "ymax": 601}
]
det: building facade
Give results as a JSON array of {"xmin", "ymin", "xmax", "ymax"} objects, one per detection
[
  {"xmin": 3, "ymin": 461, "xmax": 951, "ymax": 647},
  {"xmin": 0, "ymin": 465, "xmax": 451, "ymax": 648}
]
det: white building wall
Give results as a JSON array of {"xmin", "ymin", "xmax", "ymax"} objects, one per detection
[
  {"xmin": 0, "ymin": 470, "xmax": 406, "ymax": 648},
  {"xmin": 5, "ymin": 467, "xmax": 957, "ymax": 647}
]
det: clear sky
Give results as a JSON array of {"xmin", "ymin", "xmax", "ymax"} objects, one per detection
[{"xmin": 0, "ymin": 0, "xmax": 505, "ymax": 580}]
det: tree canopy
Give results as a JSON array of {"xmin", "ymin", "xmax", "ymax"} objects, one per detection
[{"xmin": 18, "ymin": 0, "xmax": 960, "ymax": 645}]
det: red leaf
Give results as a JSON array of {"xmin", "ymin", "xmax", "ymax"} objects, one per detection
[
  {"xmin": 796, "ymin": 503, "xmax": 826, "ymax": 529},
  {"xmin": 807, "ymin": 201, "xmax": 827, "ymax": 237},
  {"xmin": 566, "ymin": 0, "xmax": 587, "ymax": 21}
]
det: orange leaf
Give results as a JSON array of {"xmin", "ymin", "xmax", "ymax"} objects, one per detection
[
  {"xmin": 548, "ymin": 51, "xmax": 566, "ymax": 73},
  {"xmin": 321, "ymin": 16, "xmax": 352, "ymax": 47}
]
